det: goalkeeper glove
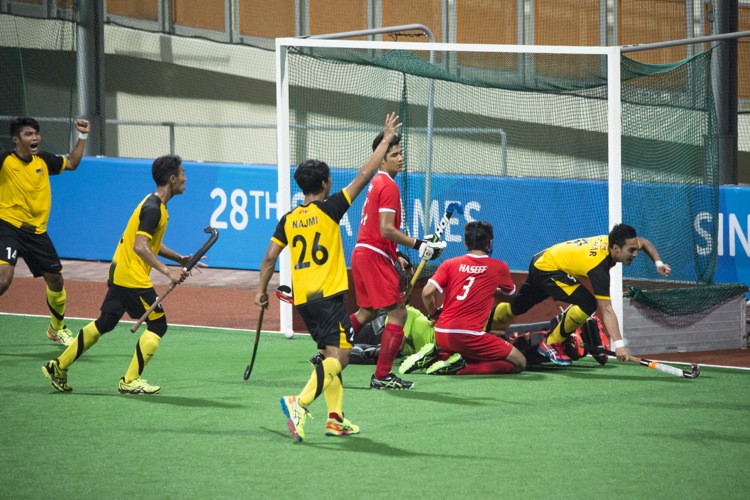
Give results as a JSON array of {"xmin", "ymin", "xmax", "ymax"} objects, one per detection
[{"xmin": 413, "ymin": 238, "xmax": 447, "ymax": 260}]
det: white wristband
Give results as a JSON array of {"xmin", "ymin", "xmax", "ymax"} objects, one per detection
[
  {"xmin": 78, "ymin": 132, "xmax": 88, "ymax": 140},
  {"xmin": 612, "ymin": 339, "xmax": 625, "ymax": 349},
  {"xmin": 655, "ymin": 260, "xmax": 664, "ymax": 268}
]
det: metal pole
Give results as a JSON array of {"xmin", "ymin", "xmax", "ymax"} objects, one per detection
[
  {"xmin": 76, "ymin": 0, "xmax": 104, "ymax": 155},
  {"xmin": 308, "ymin": 24, "xmax": 435, "ymax": 42},
  {"xmin": 620, "ymin": 29, "xmax": 750, "ymax": 53},
  {"xmin": 711, "ymin": 1, "xmax": 739, "ymax": 185}
]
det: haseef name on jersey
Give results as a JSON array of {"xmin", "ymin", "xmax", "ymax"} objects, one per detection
[
  {"xmin": 292, "ymin": 215, "xmax": 319, "ymax": 229},
  {"xmin": 459, "ymin": 263, "xmax": 488, "ymax": 274}
]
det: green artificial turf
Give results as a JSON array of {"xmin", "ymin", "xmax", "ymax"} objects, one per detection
[{"xmin": 1, "ymin": 314, "xmax": 749, "ymax": 499}]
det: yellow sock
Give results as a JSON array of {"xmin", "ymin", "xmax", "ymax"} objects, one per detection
[
  {"xmin": 58, "ymin": 322, "xmax": 102, "ymax": 369},
  {"xmin": 124, "ymin": 330, "xmax": 161, "ymax": 383},
  {"xmin": 547, "ymin": 306, "xmax": 589, "ymax": 344},
  {"xmin": 46, "ymin": 287, "xmax": 66, "ymax": 330},
  {"xmin": 299, "ymin": 357, "xmax": 342, "ymax": 408},
  {"xmin": 324, "ymin": 373, "xmax": 344, "ymax": 418},
  {"xmin": 491, "ymin": 302, "xmax": 515, "ymax": 330}
]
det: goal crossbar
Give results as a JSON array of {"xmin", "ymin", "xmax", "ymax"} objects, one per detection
[{"xmin": 275, "ymin": 38, "xmax": 626, "ymax": 333}]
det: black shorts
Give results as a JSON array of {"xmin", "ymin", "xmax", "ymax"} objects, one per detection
[
  {"xmin": 511, "ymin": 256, "xmax": 598, "ymax": 316},
  {"xmin": 100, "ymin": 281, "xmax": 163, "ymax": 321},
  {"xmin": 296, "ymin": 294, "xmax": 353, "ymax": 350},
  {"xmin": 0, "ymin": 218, "xmax": 62, "ymax": 277}
]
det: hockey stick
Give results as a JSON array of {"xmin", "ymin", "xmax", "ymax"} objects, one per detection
[
  {"xmin": 276, "ymin": 285, "xmax": 294, "ymax": 305},
  {"xmin": 585, "ymin": 344, "xmax": 700, "ymax": 379},
  {"xmin": 130, "ymin": 226, "xmax": 219, "ymax": 333},
  {"xmin": 243, "ymin": 307, "xmax": 265, "ymax": 380},
  {"xmin": 405, "ymin": 202, "xmax": 463, "ymax": 300}
]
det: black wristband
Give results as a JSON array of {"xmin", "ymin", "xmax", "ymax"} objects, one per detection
[
  {"xmin": 427, "ymin": 307, "xmax": 443, "ymax": 321},
  {"xmin": 396, "ymin": 250, "xmax": 412, "ymax": 267},
  {"xmin": 412, "ymin": 238, "xmax": 424, "ymax": 250}
]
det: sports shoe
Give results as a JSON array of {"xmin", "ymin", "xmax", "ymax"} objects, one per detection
[
  {"xmin": 46, "ymin": 325, "xmax": 74, "ymax": 347},
  {"xmin": 537, "ymin": 338, "xmax": 573, "ymax": 366},
  {"xmin": 425, "ymin": 353, "xmax": 467, "ymax": 375},
  {"xmin": 280, "ymin": 395, "xmax": 311, "ymax": 441},
  {"xmin": 325, "ymin": 416, "xmax": 360, "ymax": 437},
  {"xmin": 369, "ymin": 372, "xmax": 414, "ymax": 390},
  {"xmin": 41, "ymin": 359, "xmax": 72, "ymax": 392},
  {"xmin": 398, "ymin": 342, "xmax": 439, "ymax": 374},
  {"xmin": 118, "ymin": 377, "xmax": 160, "ymax": 394}
]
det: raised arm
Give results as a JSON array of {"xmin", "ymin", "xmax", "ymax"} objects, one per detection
[
  {"xmin": 638, "ymin": 237, "xmax": 671, "ymax": 277},
  {"xmin": 343, "ymin": 112, "xmax": 401, "ymax": 200},
  {"xmin": 65, "ymin": 119, "xmax": 91, "ymax": 171}
]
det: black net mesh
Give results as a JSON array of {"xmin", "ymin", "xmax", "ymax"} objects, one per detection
[
  {"xmin": 0, "ymin": 15, "xmax": 78, "ymax": 152},
  {"xmin": 285, "ymin": 44, "xmax": 728, "ymax": 319},
  {"xmin": 627, "ymin": 283, "xmax": 748, "ymax": 316}
]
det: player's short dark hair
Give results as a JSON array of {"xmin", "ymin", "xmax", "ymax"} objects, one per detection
[
  {"xmin": 465, "ymin": 221, "xmax": 494, "ymax": 252},
  {"xmin": 10, "ymin": 117, "xmax": 40, "ymax": 138},
  {"xmin": 295, "ymin": 159, "xmax": 330, "ymax": 195},
  {"xmin": 608, "ymin": 223, "xmax": 637, "ymax": 248},
  {"xmin": 152, "ymin": 154, "xmax": 182, "ymax": 186},
  {"xmin": 372, "ymin": 131, "xmax": 401, "ymax": 153}
]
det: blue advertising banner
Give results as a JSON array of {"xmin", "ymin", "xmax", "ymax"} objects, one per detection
[
  {"xmin": 47, "ymin": 157, "xmax": 279, "ymax": 270},
  {"xmin": 714, "ymin": 186, "xmax": 750, "ymax": 289},
  {"xmin": 47, "ymin": 158, "xmax": 750, "ymax": 294}
]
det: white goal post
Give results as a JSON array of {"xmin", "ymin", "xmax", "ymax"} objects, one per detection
[{"xmin": 274, "ymin": 37, "xmax": 624, "ymax": 335}]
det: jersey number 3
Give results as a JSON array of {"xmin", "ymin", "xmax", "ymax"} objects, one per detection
[
  {"xmin": 456, "ymin": 276, "xmax": 475, "ymax": 300},
  {"xmin": 292, "ymin": 232, "xmax": 329, "ymax": 269}
]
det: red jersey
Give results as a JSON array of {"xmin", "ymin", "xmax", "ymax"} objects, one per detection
[
  {"xmin": 429, "ymin": 254, "xmax": 516, "ymax": 335},
  {"xmin": 354, "ymin": 171, "xmax": 401, "ymax": 261}
]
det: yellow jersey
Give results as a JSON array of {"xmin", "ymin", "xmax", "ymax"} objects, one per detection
[
  {"xmin": 108, "ymin": 194, "xmax": 169, "ymax": 289},
  {"xmin": 271, "ymin": 190, "xmax": 351, "ymax": 306},
  {"xmin": 533, "ymin": 236, "xmax": 614, "ymax": 300},
  {"xmin": 0, "ymin": 151, "xmax": 66, "ymax": 234}
]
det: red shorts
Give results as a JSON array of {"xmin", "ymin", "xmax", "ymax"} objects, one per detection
[
  {"xmin": 351, "ymin": 246, "xmax": 403, "ymax": 310},
  {"xmin": 435, "ymin": 331, "xmax": 513, "ymax": 362}
]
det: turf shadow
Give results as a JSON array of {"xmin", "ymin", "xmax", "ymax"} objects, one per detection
[
  {"xmin": 294, "ymin": 434, "xmax": 492, "ymax": 459},
  {"xmin": 355, "ymin": 388, "xmax": 506, "ymax": 407},
  {"xmin": 68, "ymin": 392, "xmax": 247, "ymax": 408},
  {"xmin": 641, "ymin": 429, "xmax": 750, "ymax": 446}
]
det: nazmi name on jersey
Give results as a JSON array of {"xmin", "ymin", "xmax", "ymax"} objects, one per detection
[
  {"xmin": 292, "ymin": 215, "xmax": 319, "ymax": 229},
  {"xmin": 458, "ymin": 263, "xmax": 488, "ymax": 274}
]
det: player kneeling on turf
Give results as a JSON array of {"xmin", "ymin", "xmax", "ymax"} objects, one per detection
[{"xmin": 409, "ymin": 221, "xmax": 526, "ymax": 376}]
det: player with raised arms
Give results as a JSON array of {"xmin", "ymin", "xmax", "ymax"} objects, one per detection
[
  {"xmin": 256, "ymin": 113, "xmax": 401, "ymax": 441},
  {"xmin": 349, "ymin": 130, "xmax": 446, "ymax": 390},
  {"xmin": 0, "ymin": 117, "xmax": 90, "ymax": 346}
]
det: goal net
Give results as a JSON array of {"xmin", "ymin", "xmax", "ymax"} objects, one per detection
[{"xmin": 276, "ymin": 38, "xmax": 722, "ymax": 331}]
